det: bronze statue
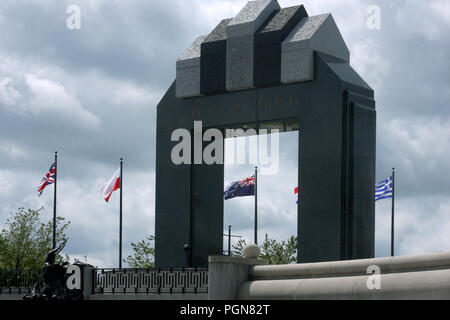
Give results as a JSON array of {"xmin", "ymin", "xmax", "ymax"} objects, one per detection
[{"xmin": 24, "ymin": 240, "xmax": 69, "ymax": 300}]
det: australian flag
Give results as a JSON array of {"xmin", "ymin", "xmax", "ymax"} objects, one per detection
[
  {"xmin": 37, "ymin": 162, "xmax": 55, "ymax": 196},
  {"xmin": 224, "ymin": 175, "xmax": 255, "ymax": 200}
]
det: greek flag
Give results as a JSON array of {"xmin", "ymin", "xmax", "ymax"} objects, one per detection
[{"xmin": 375, "ymin": 176, "xmax": 393, "ymax": 201}]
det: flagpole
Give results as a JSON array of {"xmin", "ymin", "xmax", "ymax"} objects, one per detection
[
  {"xmin": 228, "ymin": 225, "xmax": 232, "ymax": 256},
  {"xmin": 119, "ymin": 158, "xmax": 123, "ymax": 269},
  {"xmin": 53, "ymin": 151, "xmax": 57, "ymax": 249},
  {"xmin": 391, "ymin": 167, "xmax": 395, "ymax": 257},
  {"xmin": 254, "ymin": 166, "xmax": 258, "ymax": 245}
]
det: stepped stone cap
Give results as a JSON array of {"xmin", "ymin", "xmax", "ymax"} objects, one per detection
[
  {"xmin": 227, "ymin": 0, "xmax": 281, "ymax": 37},
  {"xmin": 204, "ymin": 18, "xmax": 233, "ymax": 43},
  {"xmin": 285, "ymin": 14, "xmax": 329, "ymax": 43},
  {"xmin": 177, "ymin": 35, "xmax": 206, "ymax": 67},
  {"xmin": 257, "ymin": 5, "xmax": 305, "ymax": 36},
  {"xmin": 176, "ymin": 35, "xmax": 206, "ymax": 98},
  {"xmin": 281, "ymin": 14, "xmax": 350, "ymax": 83},
  {"xmin": 200, "ymin": 19, "xmax": 233, "ymax": 94},
  {"xmin": 253, "ymin": 5, "xmax": 308, "ymax": 86},
  {"xmin": 175, "ymin": 1, "xmax": 351, "ymax": 98},
  {"xmin": 283, "ymin": 13, "xmax": 349, "ymax": 61},
  {"xmin": 226, "ymin": 0, "xmax": 280, "ymax": 91}
]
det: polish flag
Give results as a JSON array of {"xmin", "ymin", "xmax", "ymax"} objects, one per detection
[{"xmin": 101, "ymin": 167, "xmax": 121, "ymax": 202}]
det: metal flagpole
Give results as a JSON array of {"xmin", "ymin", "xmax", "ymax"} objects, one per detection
[
  {"xmin": 228, "ymin": 225, "xmax": 232, "ymax": 256},
  {"xmin": 53, "ymin": 151, "xmax": 57, "ymax": 249},
  {"xmin": 391, "ymin": 167, "xmax": 395, "ymax": 257},
  {"xmin": 223, "ymin": 226, "xmax": 241, "ymax": 256},
  {"xmin": 254, "ymin": 166, "xmax": 258, "ymax": 245},
  {"xmin": 119, "ymin": 158, "xmax": 123, "ymax": 269}
]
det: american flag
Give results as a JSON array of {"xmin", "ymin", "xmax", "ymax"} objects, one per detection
[{"xmin": 37, "ymin": 162, "xmax": 55, "ymax": 196}]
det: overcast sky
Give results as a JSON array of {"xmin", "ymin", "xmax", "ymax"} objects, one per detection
[{"xmin": 0, "ymin": 0, "xmax": 449, "ymax": 267}]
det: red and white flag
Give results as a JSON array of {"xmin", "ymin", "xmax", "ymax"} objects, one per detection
[{"xmin": 101, "ymin": 167, "xmax": 121, "ymax": 202}]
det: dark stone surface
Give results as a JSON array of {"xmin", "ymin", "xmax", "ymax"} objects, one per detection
[
  {"xmin": 200, "ymin": 19, "xmax": 232, "ymax": 94},
  {"xmin": 254, "ymin": 5, "xmax": 308, "ymax": 87},
  {"xmin": 190, "ymin": 160, "xmax": 224, "ymax": 267},
  {"xmin": 155, "ymin": 52, "xmax": 375, "ymax": 268}
]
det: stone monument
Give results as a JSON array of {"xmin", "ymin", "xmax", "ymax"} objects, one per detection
[{"xmin": 155, "ymin": 0, "xmax": 376, "ymax": 268}]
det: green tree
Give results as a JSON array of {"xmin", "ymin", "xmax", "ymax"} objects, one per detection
[
  {"xmin": 232, "ymin": 234, "xmax": 298, "ymax": 265},
  {"xmin": 0, "ymin": 207, "xmax": 70, "ymax": 271},
  {"xmin": 124, "ymin": 235, "xmax": 155, "ymax": 268}
]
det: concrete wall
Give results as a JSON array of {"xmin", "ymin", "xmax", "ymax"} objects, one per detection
[
  {"xmin": 238, "ymin": 270, "xmax": 450, "ymax": 300},
  {"xmin": 236, "ymin": 251, "xmax": 450, "ymax": 300},
  {"xmin": 208, "ymin": 256, "xmax": 268, "ymax": 300}
]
